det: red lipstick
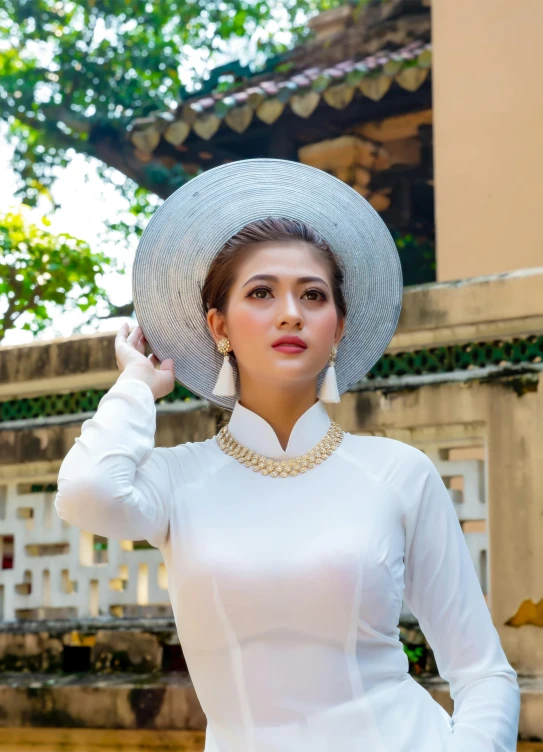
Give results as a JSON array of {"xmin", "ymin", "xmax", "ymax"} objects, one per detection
[{"xmin": 271, "ymin": 335, "xmax": 307, "ymax": 354}]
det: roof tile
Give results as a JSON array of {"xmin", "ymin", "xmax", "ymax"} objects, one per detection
[{"xmin": 128, "ymin": 41, "xmax": 432, "ymax": 149}]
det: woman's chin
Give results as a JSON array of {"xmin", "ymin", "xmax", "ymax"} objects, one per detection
[{"xmin": 252, "ymin": 367, "xmax": 320, "ymax": 390}]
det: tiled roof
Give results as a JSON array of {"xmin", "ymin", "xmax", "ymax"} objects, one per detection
[{"xmin": 128, "ymin": 40, "xmax": 431, "ymax": 151}]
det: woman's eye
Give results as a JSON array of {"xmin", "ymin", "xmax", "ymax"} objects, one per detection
[
  {"xmin": 247, "ymin": 286, "xmax": 326, "ymax": 300},
  {"xmin": 248, "ymin": 286, "xmax": 272, "ymax": 299},
  {"xmin": 302, "ymin": 289, "xmax": 326, "ymax": 301}
]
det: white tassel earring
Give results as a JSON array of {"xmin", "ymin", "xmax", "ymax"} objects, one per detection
[
  {"xmin": 319, "ymin": 345, "xmax": 340, "ymax": 403},
  {"xmin": 212, "ymin": 337, "xmax": 236, "ymax": 397}
]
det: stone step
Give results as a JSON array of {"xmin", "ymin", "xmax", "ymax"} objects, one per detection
[
  {"xmin": 0, "ymin": 673, "xmax": 205, "ymax": 731},
  {"xmin": 0, "ymin": 672, "xmax": 542, "ymax": 743}
]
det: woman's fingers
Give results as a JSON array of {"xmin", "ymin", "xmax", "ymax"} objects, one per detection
[
  {"xmin": 156, "ymin": 366, "xmax": 175, "ymax": 392},
  {"xmin": 116, "ymin": 322, "xmax": 129, "ymax": 344},
  {"xmin": 120, "ymin": 324, "xmax": 147, "ymax": 354},
  {"xmin": 148, "ymin": 353, "xmax": 174, "ymax": 371},
  {"xmin": 126, "ymin": 324, "xmax": 141, "ymax": 347}
]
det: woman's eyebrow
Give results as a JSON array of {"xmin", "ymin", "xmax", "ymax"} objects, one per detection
[{"xmin": 241, "ymin": 274, "xmax": 330, "ymax": 289}]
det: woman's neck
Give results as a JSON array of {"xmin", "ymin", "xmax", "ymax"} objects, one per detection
[{"xmin": 237, "ymin": 384, "xmax": 319, "ymax": 451}]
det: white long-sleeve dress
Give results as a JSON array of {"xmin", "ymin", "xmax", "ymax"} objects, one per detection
[{"xmin": 55, "ymin": 377, "xmax": 521, "ymax": 752}]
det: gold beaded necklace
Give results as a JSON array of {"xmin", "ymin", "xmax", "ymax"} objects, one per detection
[{"xmin": 215, "ymin": 421, "xmax": 345, "ymax": 478}]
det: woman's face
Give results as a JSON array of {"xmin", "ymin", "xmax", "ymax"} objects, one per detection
[{"xmin": 208, "ymin": 241, "xmax": 345, "ymax": 392}]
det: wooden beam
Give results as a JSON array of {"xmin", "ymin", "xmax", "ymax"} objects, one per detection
[{"xmin": 351, "ymin": 108, "xmax": 433, "ymax": 142}]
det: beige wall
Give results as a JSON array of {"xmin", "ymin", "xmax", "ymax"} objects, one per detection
[{"xmin": 432, "ymin": 0, "xmax": 543, "ymax": 281}]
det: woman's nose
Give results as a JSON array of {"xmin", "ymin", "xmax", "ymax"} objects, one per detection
[{"xmin": 276, "ymin": 294, "xmax": 303, "ymax": 327}]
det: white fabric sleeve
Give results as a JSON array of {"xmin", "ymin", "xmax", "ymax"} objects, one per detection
[
  {"xmin": 55, "ymin": 377, "xmax": 173, "ymax": 549},
  {"xmin": 403, "ymin": 452, "xmax": 521, "ymax": 752}
]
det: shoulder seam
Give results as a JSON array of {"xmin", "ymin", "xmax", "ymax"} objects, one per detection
[
  {"xmin": 336, "ymin": 441, "xmax": 422, "ymax": 513},
  {"xmin": 165, "ymin": 438, "xmax": 234, "ymax": 482}
]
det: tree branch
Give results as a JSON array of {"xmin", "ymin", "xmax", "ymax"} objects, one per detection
[
  {"xmin": 0, "ymin": 273, "xmax": 24, "ymax": 343},
  {"xmin": 98, "ymin": 301, "xmax": 134, "ymax": 320},
  {"xmin": 7, "ymin": 109, "xmax": 81, "ymax": 151},
  {"xmin": 43, "ymin": 105, "xmax": 90, "ymax": 134},
  {"xmin": 89, "ymin": 128, "xmax": 179, "ymax": 199}
]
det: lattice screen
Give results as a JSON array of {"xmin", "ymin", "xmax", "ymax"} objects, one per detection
[
  {"xmin": 400, "ymin": 442, "xmax": 488, "ymax": 621},
  {"xmin": 0, "ymin": 481, "xmax": 171, "ymax": 622}
]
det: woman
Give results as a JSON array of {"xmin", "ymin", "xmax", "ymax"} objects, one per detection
[{"xmin": 55, "ymin": 159, "xmax": 520, "ymax": 751}]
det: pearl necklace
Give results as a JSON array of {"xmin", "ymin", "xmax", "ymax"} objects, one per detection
[{"xmin": 215, "ymin": 421, "xmax": 345, "ymax": 477}]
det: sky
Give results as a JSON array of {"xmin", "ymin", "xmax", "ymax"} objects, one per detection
[{"xmin": 1, "ymin": 19, "xmax": 297, "ymax": 346}]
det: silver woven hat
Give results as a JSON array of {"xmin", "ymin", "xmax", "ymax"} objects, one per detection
[{"xmin": 132, "ymin": 158, "xmax": 403, "ymax": 410}]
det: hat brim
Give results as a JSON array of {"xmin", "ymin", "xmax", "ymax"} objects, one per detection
[{"xmin": 132, "ymin": 158, "xmax": 403, "ymax": 410}]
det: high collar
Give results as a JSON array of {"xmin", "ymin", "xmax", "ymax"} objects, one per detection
[{"xmin": 226, "ymin": 399, "xmax": 332, "ymax": 460}]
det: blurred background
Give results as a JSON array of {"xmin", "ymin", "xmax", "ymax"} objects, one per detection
[{"xmin": 1, "ymin": 0, "xmax": 542, "ymax": 750}]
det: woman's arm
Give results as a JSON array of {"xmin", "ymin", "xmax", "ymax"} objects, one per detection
[
  {"xmin": 403, "ymin": 452, "xmax": 521, "ymax": 752},
  {"xmin": 55, "ymin": 377, "xmax": 173, "ymax": 549}
]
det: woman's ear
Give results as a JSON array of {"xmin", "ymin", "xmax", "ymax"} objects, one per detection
[
  {"xmin": 206, "ymin": 307, "xmax": 228, "ymax": 345},
  {"xmin": 334, "ymin": 315, "xmax": 346, "ymax": 346}
]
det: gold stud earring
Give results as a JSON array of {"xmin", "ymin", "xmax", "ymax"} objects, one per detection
[
  {"xmin": 212, "ymin": 337, "xmax": 236, "ymax": 397},
  {"xmin": 217, "ymin": 337, "xmax": 230, "ymax": 356}
]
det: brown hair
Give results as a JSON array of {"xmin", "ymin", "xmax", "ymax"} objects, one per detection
[{"xmin": 200, "ymin": 217, "xmax": 347, "ymax": 324}]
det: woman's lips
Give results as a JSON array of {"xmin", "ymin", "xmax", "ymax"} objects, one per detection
[{"xmin": 272, "ymin": 344, "xmax": 307, "ymax": 353}]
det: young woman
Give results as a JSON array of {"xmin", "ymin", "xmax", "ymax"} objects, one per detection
[{"xmin": 55, "ymin": 159, "xmax": 520, "ymax": 752}]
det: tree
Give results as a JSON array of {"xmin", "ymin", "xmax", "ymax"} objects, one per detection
[
  {"xmin": 0, "ymin": 0, "xmax": 383, "ymax": 339},
  {"xmin": 0, "ymin": 209, "xmax": 123, "ymax": 343},
  {"xmin": 0, "ymin": 0, "xmax": 341, "ymax": 208}
]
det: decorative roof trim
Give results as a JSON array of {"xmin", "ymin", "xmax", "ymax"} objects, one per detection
[{"xmin": 127, "ymin": 41, "xmax": 432, "ymax": 152}]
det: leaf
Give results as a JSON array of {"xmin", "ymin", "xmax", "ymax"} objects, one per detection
[{"xmin": 0, "ymin": 208, "xmax": 125, "ymax": 344}]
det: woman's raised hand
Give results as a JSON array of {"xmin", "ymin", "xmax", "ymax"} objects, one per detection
[{"xmin": 115, "ymin": 322, "xmax": 175, "ymax": 401}]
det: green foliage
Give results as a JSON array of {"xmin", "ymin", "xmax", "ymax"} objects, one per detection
[
  {"xmin": 392, "ymin": 231, "xmax": 436, "ymax": 286},
  {"xmin": 95, "ymin": 163, "xmax": 164, "ymax": 244},
  {"xmin": 0, "ymin": 209, "xmax": 124, "ymax": 343},
  {"xmin": 403, "ymin": 643, "xmax": 425, "ymax": 674},
  {"xmin": 0, "ymin": 0, "xmax": 342, "ymax": 205}
]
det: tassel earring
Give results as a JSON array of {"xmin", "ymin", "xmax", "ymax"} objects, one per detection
[
  {"xmin": 212, "ymin": 337, "xmax": 236, "ymax": 397},
  {"xmin": 319, "ymin": 345, "xmax": 340, "ymax": 404}
]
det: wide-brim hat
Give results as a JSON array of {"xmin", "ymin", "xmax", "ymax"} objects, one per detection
[{"xmin": 132, "ymin": 158, "xmax": 403, "ymax": 411}]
